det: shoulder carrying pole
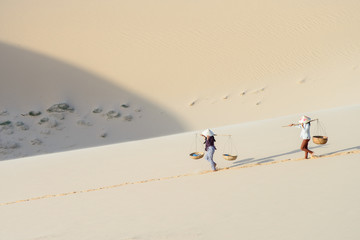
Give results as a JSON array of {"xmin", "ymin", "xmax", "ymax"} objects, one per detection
[{"xmin": 282, "ymin": 119, "xmax": 318, "ymax": 127}]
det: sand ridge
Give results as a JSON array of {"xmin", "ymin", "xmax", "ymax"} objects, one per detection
[{"xmin": 1, "ymin": 148, "xmax": 359, "ymax": 207}]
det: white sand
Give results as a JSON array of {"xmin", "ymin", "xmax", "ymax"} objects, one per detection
[
  {"xmin": 2, "ymin": 154, "xmax": 360, "ymax": 240},
  {"xmin": 0, "ymin": 1, "xmax": 360, "ymax": 239},
  {"xmin": 1, "ymin": 105, "xmax": 359, "ymax": 239}
]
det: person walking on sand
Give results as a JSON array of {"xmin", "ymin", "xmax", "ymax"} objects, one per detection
[
  {"xmin": 201, "ymin": 129, "xmax": 217, "ymax": 171},
  {"xmin": 288, "ymin": 116, "xmax": 315, "ymax": 159}
]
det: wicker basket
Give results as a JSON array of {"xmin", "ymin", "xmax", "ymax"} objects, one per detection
[
  {"xmin": 223, "ymin": 154, "xmax": 238, "ymax": 161},
  {"xmin": 190, "ymin": 152, "xmax": 204, "ymax": 159},
  {"xmin": 312, "ymin": 136, "xmax": 328, "ymax": 145}
]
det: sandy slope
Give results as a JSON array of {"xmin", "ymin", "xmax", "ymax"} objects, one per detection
[
  {"xmin": 2, "ymin": 154, "xmax": 360, "ymax": 240},
  {"xmin": 0, "ymin": 1, "xmax": 360, "ymax": 239},
  {"xmin": 0, "ymin": 105, "xmax": 359, "ymax": 239},
  {"xmin": 0, "ymin": 105, "xmax": 359, "ymax": 203}
]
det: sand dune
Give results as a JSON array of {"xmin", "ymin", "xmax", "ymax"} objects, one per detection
[
  {"xmin": 1, "ymin": 1, "xmax": 360, "ymax": 159},
  {"xmin": 1, "ymin": 1, "xmax": 360, "ymax": 126},
  {"xmin": 0, "ymin": 1, "xmax": 360, "ymax": 239},
  {"xmin": 1, "ymin": 105, "xmax": 360, "ymax": 239}
]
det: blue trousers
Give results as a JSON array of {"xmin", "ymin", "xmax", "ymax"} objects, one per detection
[{"xmin": 205, "ymin": 146, "xmax": 216, "ymax": 170}]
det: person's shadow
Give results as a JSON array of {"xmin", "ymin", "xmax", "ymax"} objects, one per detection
[
  {"xmin": 324, "ymin": 146, "xmax": 360, "ymax": 155},
  {"xmin": 229, "ymin": 148, "xmax": 302, "ymax": 168},
  {"xmin": 228, "ymin": 144, "xmax": 355, "ymax": 168}
]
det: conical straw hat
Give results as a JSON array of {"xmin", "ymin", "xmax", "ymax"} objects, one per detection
[
  {"xmin": 202, "ymin": 129, "xmax": 215, "ymax": 137},
  {"xmin": 299, "ymin": 116, "xmax": 311, "ymax": 124}
]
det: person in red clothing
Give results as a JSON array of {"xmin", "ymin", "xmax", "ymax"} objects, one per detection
[{"xmin": 201, "ymin": 129, "xmax": 217, "ymax": 171}]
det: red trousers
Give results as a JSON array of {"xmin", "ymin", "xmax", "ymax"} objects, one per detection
[{"xmin": 300, "ymin": 139, "xmax": 313, "ymax": 159}]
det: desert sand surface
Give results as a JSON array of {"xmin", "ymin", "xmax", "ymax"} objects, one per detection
[{"xmin": 0, "ymin": 1, "xmax": 360, "ymax": 239}]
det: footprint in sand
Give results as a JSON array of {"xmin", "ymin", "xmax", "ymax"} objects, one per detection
[
  {"xmin": 106, "ymin": 110, "xmax": 121, "ymax": 119},
  {"xmin": 297, "ymin": 78, "xmax": 306, "ymax": 84},
  {"xmin": 92, "ymin": 107, "xmax": 103, "ymax": 114},
  {"xmin": 47, "ymin": 103, "xmax": 74, "ymax": 113},
  {"xmin": 188, "ymin": 99, "xmax": 197, "ymax": 106},
  {"xmin": 123, "ymin": 115, "xmax": 133, "ymax": 122},
  {"xmin": 38, "ymin": 117, "xmax": 49, "ymax": 125},
  {"xmin": 28, "ymin": 110, "xmax": 42, "ymax": 116},
  {"xmin": 121, "ymin": 103, "xmax": 130, "ymax": 108},
  {"xmin": 251, "ymin": 87, "xmax": 266, "ymax": 94}
]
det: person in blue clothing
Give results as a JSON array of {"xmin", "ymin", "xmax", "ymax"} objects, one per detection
[
  {"xmin": 289, "ymin": 116, "xmax": 315, "ymax": 159},
  {"xmin": 201, "ymin": 129, "xmax": 217, "ymax": 171}
]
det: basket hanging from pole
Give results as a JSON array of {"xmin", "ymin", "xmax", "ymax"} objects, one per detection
[
  {"xmin": 190, "ymin": 152, "xmax": 205, "ymax": 159},
  {"xmin": 223, "ymin": 154, "xmax": 237, "ymax": 161},
  {"xmin": 222, "ymin": 135, "xmax": 238, "ymax": 161},
  {"xmin": 312, "ymin": 119, "xmax": 328, "ymax": 145},
  {"xmin": 189, "ymin": 133, "xmax": 204, "ymax": 159},
  {"xmin": 312, "ymin": 136, "xmax": 328, "ymax": 144}
]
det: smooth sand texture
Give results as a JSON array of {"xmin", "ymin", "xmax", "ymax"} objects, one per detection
[
  {"xmin": 0, "ymin": 1, "xmax": 360, "ymax": 239},
  {"xmin": 1, "ymin": 0, "xmax": 360, "ymax": 159},
  {"xmin": 1, "ymin": 106, "xmax": 360, "ymax": 239}
]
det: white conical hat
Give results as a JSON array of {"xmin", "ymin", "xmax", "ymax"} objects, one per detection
[
  {"xmin": 299, "ymin": 115, "xmax": 311, "ymax": 124},
  {"xmin": 202, "ymin": 129, "xmax": 215, "ymax": 137}
]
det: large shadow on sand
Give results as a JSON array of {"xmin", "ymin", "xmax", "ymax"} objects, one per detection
[{"xmin": 0, "ymin": 42, "xmax": 184, "ymax": 160}]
